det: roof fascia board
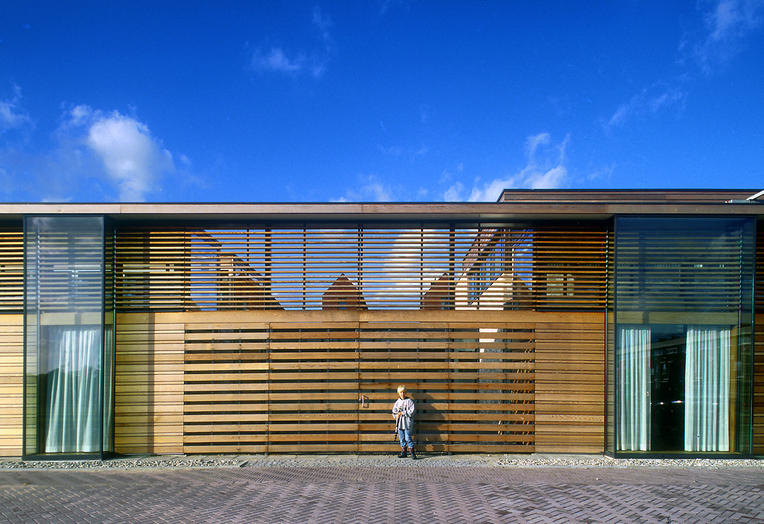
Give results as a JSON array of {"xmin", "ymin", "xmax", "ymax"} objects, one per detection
[{"xmin": 0, "ymin": 201, "xmax": 760, "ymax": 222}]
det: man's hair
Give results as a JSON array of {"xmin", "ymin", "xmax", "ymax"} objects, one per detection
[{"xmin": 397, "ymin": 385, "xmax": 406, "ymax": 393}]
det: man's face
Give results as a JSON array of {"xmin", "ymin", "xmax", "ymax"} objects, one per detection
[{"xmin": 398, "ymin": 390, "xmax": 405, "ymax": 399}]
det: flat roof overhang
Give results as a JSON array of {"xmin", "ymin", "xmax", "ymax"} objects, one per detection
[{"xmin": 0, "ymin": 200, "xmax": 761, "ymax": 223}]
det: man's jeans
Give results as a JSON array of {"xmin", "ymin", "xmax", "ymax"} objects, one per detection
[{"xmin": 398, "ymin": 429, "xmax": 414, "ymax": 449}]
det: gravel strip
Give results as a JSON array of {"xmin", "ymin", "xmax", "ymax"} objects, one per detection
[{"xmin": 0, "ymin": 453, "xmax": 760, "ymax": 470}]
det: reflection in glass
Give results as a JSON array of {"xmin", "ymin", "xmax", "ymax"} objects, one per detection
[
  {"xmin": 42, "ymin": 326, "xmax": 101, "ymax": 452},
  {"xmin": 24, "ymin": 216, "xmax": 113, "ymax": 457},
  {"xmin": 616, "ymin": 328, "xmax": 650, "ymax": 451},
  {"xmin": 613, "ymin": 217, "xmax": 754, "ymax": 455},
  {"xmin": 684, "ymin": 327, "xmax": 730, "ymax": 452}
]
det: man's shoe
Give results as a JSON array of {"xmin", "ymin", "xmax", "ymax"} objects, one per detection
[
  {"xmin": 398, "ymin": 449, "xmax": 407, "ymax": 458},
  {"xmin": 409, "ymin": 447, "xmax": 417, "ymax": 460}
]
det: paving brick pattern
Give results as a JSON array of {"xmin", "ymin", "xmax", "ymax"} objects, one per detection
[{"xmin": 0, "ymin": 465, "xmax": 762, "ymax": 523}]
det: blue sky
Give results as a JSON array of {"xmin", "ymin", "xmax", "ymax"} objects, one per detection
[{"xmin": 1, "ymin": 1, "xmax": 762, "ymax": 203}]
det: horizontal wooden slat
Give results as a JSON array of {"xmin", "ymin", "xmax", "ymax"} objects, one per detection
[
  {"xmin": 114, "ymin": 312, "xmax": 184, "ymax": 455},
  {"xmin": 0, "ymin": 314, "xmax": 22, "ymax": 457},
  {"xmin": 177, "ymin": 309, "xmax": 539, "ymax": 453},
  {"xmin": 116, "ymin": 224, "xmax": 608, "ymax": 312}
]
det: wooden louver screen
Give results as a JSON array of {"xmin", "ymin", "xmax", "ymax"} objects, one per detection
[
  {"xmin": 0, "ymin": 228, "xmax": 23, "ymax": 312},
  {"xmin": 616, "ymin": 221, "xmax": 752, "ymax": 312},
  {"xmin": 757, "ymin": 225, "xmax": 764, "ymax": 314},
  {"xmin": 116, "ymin": 223, "xmax": 608, "ymax": 312},
  {"xmin": 183, "ymin": 312, "xmax": 535, "ymax": 453}
]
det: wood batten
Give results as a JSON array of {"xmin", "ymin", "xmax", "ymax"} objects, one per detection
[
  {"xmin": 111, "ymin": 309, "xmax": 605, "ymax": 455},
  {"xmin": 115, "ymin": 223, "xmax": 609, "ymax": 312},
  {"xmin": 0, "ymin": 229, "xmax": 23, "ymax": 313},
  {"xmin": 0, "ymin": 220, "xmax": 22, "ymax": 455},
  {"xmin": 114, "ymin": 313, "xmax": 184, "ymax": 454},
  {"xmin": 755, "ymin": 313, "xmax": 763, "ymax": 455},
  {"xmin": 535, "ymin": 314, "xmax": 605, "ymax": 453},
  {"xmin": 181, "ymin": 310, "xmax": 538, "ymax": 453},
  {"xmin": 0, "ymin": 315, "xmax": 22, "ymax": 456}
]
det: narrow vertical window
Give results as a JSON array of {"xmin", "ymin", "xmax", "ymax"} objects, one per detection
[{"xmin": 24, "ymin": 216, "xmax": 113, "ymax": 458}]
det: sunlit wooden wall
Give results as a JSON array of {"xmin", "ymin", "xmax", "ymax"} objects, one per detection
[{"xmin": 113, "ymin": 309, "xmax": 605, "ymax": 455}]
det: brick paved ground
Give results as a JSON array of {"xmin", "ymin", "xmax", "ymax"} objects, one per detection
[{"xmin": 0, "ymin": 463, "xmax": 762, "ymax": 523}]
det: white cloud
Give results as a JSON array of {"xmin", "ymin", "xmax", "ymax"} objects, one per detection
[
  {"xmin": 0, "ymin": 167, "xmax": 11, "ymax": 195},
  {"xmin": 707, "ymin": 0, "xmax": 762, "ymax": 41},
  {"xmin": 339, "ymin": 134, "xmax": 569, "ymax": 205},
  {"xmin": 377, "ymin": 143, "xmax": 429, "ymax": 160},
  {"xmin": 312, "ymin": 6, "xmax": 333, "ymax": 48},
  {"xmin": 465, "ymin": 133, "xmax": 570, "ymax": 202},
  {"xmin": 334, "ymin": 174, "xmax": 395, "ymax": 202},
  {"xmin": 364, "ymin": 228, "xmax": 452, "ymax": 307},
  {"xmin": 607, "ymin": 1, "xmax": 761, "ymax": 132},
  {"xmin": 443, "ymin": 181, "xmax": 463, "ymax": 201},
  {"xmin": 586, "ymin": 163, "xmax": 616, "ymax": 183},
  {"xmin": 0, "ymin": 84, "xmax": 32, "ymax": 133},
  {"xmin": 694, "ymin": 0, "xmax": 764, "ymax": 70},
  {"xmin": 360, "ymin": 176, "xmax": 393, "ymax": 201},
  {"xmin": 251, "ymin": 47, "xmax": 305, "ymax": 74},
  {"xmin": 249, "ymin": 7, "xmax": 334, "ymax": 79},
  {"xmin": 63, "ymin": 105, "xmax": 174, "ymax": 201},
  {"xmin": 606, "ymin": 84, "xmax": 686, "ymax": 129},
  {"xmin": 66, "ymin": 104, "xmax": 93, "ymax": 127}
]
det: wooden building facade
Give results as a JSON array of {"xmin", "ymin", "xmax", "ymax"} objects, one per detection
[{"xmin": 0, "ymin": 190, "xmax": 762, "ymax": 458}]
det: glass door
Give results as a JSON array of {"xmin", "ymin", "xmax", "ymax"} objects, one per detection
[{"xmin": 650, "ymin": 326, "xmax": 685, "ymax": 451}]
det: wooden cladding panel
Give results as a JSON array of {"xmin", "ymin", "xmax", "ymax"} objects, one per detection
[
  {"xmin": 756, "ymin": 225, "xmax": 763, "ymax": 313},
  {"xmin": 114, "ymin": 313, "xmax": 184, "ymax": 454},
  {"xmin": 116, "ymin": 224, "xmax": 608, "ymax": 312},
  {"xmin": 535, "ymin": 314, "xmax": 605, "ymax": 453},
  {"xmin": 754, "ymin": 315, "xmax": 763, "ymax": 455},
  {"xmin": 173, "ymin": 309, "xmax": 606, "ymax": 454},
  {"xmin": 0, "ymin": 315, "xmax": 22, "ymax": 456},
  {"xmin": 181, "ymin": 310, "xmax": 538, "ymax": 453},
  {"xmin": 355, "ymin": 320, "xmax": 534, "ymax": 453}
]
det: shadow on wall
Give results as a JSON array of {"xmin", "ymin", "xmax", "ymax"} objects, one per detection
[
  {"xmin": 409, "ymin": 391, "xmax": 447, "ymax": 452},
  {"xmin": 114, "ymin": 312, "xmax": 155, "ymax": 454}
]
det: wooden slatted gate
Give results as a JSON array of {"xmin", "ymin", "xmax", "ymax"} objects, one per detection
[{"xmin": 182, "ymin": 311, "xmax": 535, "ymax": 454}]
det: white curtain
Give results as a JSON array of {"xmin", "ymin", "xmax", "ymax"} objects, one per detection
[
  {"xmin": 617, "ymin": 328, "xmax": 651, "ymax": 451},
  {"xmin": 684, "ymin": 327, "xmax": 730, "ymax": 452},
  {"xmin": 44, "ymin": 326, "xmax": 101, "ymax": 453}
]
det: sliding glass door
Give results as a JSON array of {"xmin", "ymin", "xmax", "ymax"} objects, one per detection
[
  {"xmin": 617, "ymin": 324, "xmax": 733, "ymax": 453},
  {"xmin": 613, "ymin": 216, "xmax": 754, "ymax": 455},
  {"xmin": 616, "ymin": 328, "xmax": 650, "ymax": 451},
  {"xmin": 684, "ymin": 327, "xmax": 730, "ymax": 452}
]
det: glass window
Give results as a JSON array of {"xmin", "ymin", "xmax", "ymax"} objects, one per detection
[
  {"xmin": 612, "ymin": 217, "xmax": 754, "ymax": 455},
  {"xmin": 24, "ymin": 216, "xmax": 113, "ymax": 457}
]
